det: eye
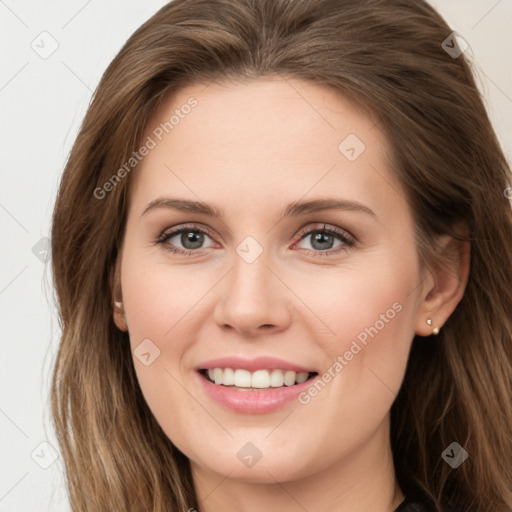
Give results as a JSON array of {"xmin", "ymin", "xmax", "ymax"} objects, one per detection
[
  {"xmin": 156, "ymin": 223, "xmax": 216, "ymax": 255},
  {"xmin": 292, "ymin": 224, "xmax": 355, "ymax": 256}
]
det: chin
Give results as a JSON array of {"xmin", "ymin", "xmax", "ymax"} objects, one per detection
[{"xmin": 189, "ymin": 447, "xmax": 315, "ymax": 484}]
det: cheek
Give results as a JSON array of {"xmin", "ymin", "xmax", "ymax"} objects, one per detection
[
  {"xmin": 119, "ymin": 251, "xmax": 211, "ymax": 422},
  {"xmin": 121, "ymin": 255, "xmax": 210, "ymax": 345},
  {"xmin": 292, "ymin": 251, "xmax": 418, "ymax": 421},
  {"xmin": 300, "ymin": 258, "xmax": 416, "ymax": 365},
  {"xmin": 282, "ymin": 264, "xmax": 417, "ymax": 473}
]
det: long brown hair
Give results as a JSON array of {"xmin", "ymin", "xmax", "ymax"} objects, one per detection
[{"xmin": 50, "ymin": 0, "xmax": 512, "ymax": 510}]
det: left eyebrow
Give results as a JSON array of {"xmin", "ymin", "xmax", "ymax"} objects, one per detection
[{"xmin": 281, "ymin": 198, "xmax": 376, "ymax": 218}]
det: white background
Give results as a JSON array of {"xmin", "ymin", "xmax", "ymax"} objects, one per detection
[{"xmin": 1, "ymin": 1, "xmax": 511, "ymax": 510}]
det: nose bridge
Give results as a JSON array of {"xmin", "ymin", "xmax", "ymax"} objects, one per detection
[
  {"xmin": 213, "ymin": 235, "xmax": 291, "ymax": 334},
  {"xmin": 228, "ymin": 237, "xmax": 276, "ymax": 309}
]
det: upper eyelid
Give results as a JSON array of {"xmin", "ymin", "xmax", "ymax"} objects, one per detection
[
  {"xmin": 296, "ymin": 223, "xmax": 354, "ymax": 239},
  {"xmin": 158, "ymin": 223, "xmax": 212, "ymax": 238}
]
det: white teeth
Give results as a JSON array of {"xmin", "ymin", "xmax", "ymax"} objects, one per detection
[
  {"xmin": 251, "ymin": 370, "xmax": 270, "ymax": 389},
  {"xmin": 270, "ymin": 369, "xmax": 284, "ymax": 387},
  {"xmin": 223, "ymin": 367, "xmax": 235, "ymax": 386},
  {"xmin": 213, "ymin": 368, "xmax": 223, "ymax": 385},
  {"xmin": 295, "ymin": 372, "xmax": 309, "ymax": 384},
  {"xmin": 234, "ymin": 369, "xmax": 251, "ymax": 387},
  {"xmin": 283, "ymin": 370, "xmax": 296, "ymax": 386},
  {"xmin": 204, "ymin": 368, "xmax": 311, "ymax": 388}
]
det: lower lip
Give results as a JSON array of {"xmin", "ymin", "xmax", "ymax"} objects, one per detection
[{"xmin": 197, "ymin": 371, "xmax": 317, "ymax": 414}]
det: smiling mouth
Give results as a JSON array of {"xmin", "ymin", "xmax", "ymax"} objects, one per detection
[{"xmin": 199, "ymin": 368, "xmax": 319, "ymax": 390}]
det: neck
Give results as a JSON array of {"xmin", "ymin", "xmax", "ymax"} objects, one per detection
[{"xmin": 191, "ymin": 414, "xmax": 404, "ymax": 512}]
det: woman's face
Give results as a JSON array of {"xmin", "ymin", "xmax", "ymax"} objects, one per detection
[{"xmin": 116, "ymin": 77, "xmax": 429, "ymax": 483}]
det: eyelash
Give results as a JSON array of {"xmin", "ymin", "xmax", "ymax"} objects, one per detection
[{"xmin": 155, "ymin": 223, "xmax": 356, "ymax": 257}]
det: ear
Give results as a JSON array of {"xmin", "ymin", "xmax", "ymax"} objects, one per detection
[
  {"xmin": 111, "ymin": 257, "xmax": 128, "ymax": 332},
  {"xmin": 415, "ymin": 234, "xmax": 470, "ymax": 337}
]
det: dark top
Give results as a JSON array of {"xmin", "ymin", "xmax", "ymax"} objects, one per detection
[{"xmin": 394, "ymin": 497, "xmax": 438, "ymax": 512}]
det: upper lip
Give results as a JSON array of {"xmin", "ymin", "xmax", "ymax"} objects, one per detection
[{"xmin": 196, "ymin": 356, "xmax": 316, "ymax": 373}]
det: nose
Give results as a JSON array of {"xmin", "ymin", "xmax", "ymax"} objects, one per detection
[{"xmin": 212, "ymin": 248, "xmax": 292, "ymax": 338}]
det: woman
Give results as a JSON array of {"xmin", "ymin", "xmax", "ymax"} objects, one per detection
[{"xmin": 50, "ymin": 0, "xmax": 512, "ymax": 511}]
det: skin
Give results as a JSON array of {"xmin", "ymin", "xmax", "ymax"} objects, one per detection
[{"xmin": 113, "ymin": 76, "xmax": 469, "ymax": 512}]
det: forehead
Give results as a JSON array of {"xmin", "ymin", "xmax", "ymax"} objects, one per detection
[{"xmin": 128, "ymin": 76, "xmax": 401, "ymax": 216}]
